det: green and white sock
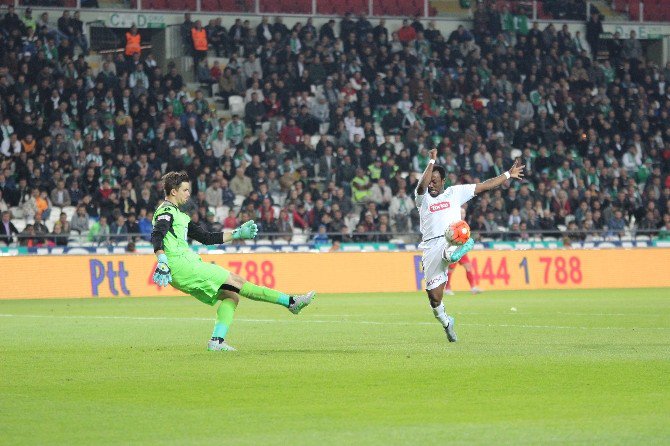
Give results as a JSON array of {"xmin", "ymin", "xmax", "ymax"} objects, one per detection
[
  {"xmin": 239, "ymin": 282, "xmax": 290, "ymax": 307},
  {"xmin": 211, "ymin": 298, "xmax": 237, "ymax": 339}
]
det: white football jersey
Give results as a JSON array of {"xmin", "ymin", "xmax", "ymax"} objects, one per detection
[{"xmin": 415, "ymin": 184, "xmax": 476, "ymax": 247}]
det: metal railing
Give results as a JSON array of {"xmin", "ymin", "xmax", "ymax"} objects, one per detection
[{"xmin": 1, "ymin": 228, "xmax": 666, "ymax": 249}]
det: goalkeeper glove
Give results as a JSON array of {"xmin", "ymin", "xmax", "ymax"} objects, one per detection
[
  {"xmin": 232, "ymin": 220, "xmax": 258, "ymax": 240},
  {"xmin": 153, "ymin": 253, "xmax": 172, "ymax": 287}
]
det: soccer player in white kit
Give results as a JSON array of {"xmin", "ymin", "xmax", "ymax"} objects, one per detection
[{"xmin": 416, "ymin": 149, "xmax": 525, "ymax": 342}]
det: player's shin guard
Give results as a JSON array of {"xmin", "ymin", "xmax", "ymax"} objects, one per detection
[
  {"xmin": 212, "ymin": 298, "xmax": 237, "ymax": 340},
  {"xmin": 432, "ymin": 302, "xmax": 450, "ymax": 328},
  {"xmin": 239, "ymin": 282, "xmax": 290, "ymax": 307}
]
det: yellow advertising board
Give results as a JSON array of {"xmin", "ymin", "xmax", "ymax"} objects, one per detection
[{"xmin": 0, "ymin": 249, "xmax": 668, "ymax": 300}]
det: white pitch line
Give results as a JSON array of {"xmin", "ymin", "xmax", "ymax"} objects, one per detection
[{"xmin": 0, "ymin": 313, "xmax": 668, "ymax": 331}]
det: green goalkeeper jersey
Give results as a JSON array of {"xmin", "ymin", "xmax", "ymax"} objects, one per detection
[
  {"xmin": 151, "ymin": 201, "xmax": 229, "ymax": 305},
  {"xmin": 152, "ymin": 201, "xmax": 194, "ymax": 259}
]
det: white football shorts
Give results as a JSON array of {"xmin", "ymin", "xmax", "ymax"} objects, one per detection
[{"xmin": 420, "ymin": 238, "xmax": 458, "ymax": 290}]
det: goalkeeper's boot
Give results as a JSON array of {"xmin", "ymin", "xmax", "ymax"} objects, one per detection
[
  {"xmin": 471, "ymin": 287, "xmax": 483, "ymax": 295},
  {"xmin": 447, "ymin": 238, "xmax": 475, "ymax": 263},
  {"xmin": 444, "ymin": 316, "xmax": 458, "ymax": 343},
  {"xmin": 444, "ymin": 289, "xmax": 455, "ymax": 296},
  {"xmin": 288, "ymin": 291, "xmax": 316, "ymax": 314},
  {"xmin": 207, "ymin": 338, "xmax": 236, "ymax": 351}
]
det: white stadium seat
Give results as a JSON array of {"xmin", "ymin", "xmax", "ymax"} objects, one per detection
[
  {"xmin": 13, "ymin": 218, "xmax": 27, "ymax": 232},
  {"xmin": 228, "ymin": 95, "xmax": 245, "ymax": 116},
  {"xmin": 9, "ymin": 206, "xmax": 24, "ymax": 218},
  {"xmin": 62, "ymin": 206, "xmax": 76, "ymax": 220}
]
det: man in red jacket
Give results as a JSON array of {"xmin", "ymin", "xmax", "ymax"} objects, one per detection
[
  {"xmin": 398, "ymin": 19, "xmax": 417, "ymax": 43},
  {"xmin": 279, "ymin": 118, "xmax": 303, "ymax": 148}
]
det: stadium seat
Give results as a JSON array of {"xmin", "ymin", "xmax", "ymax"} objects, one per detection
[
  {"xmin": 291, "ymin": 235, "xmax": 308, "ymax": 244},
  {"xmin": 215, "ymin": 206, "xmax": 230, "ymax": 221},
  {"xmin": 13, "ymin": 218, "xmax": 26, "ymax": 233},
  {"xmin": 228, "ymin": 95, "xmax": 245, "ymax": 117},
  {"xmin": 233, "ymin": 195, "xmax": 245, "ymax": 207},
  {"xmin": 10, "ymin": 207, "xmax": 24, "ymax": 218},
  {"xmin": 62, "ymin": 206, "xmax": 77, "ymax": 220}
]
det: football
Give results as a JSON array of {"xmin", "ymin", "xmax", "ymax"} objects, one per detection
[{"xmin": 445, "ymin": 220, "xmax": 471, "ymax": 245}]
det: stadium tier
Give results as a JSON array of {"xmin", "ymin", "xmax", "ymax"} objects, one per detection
[{"xmin": 0, "ymin": 4, "xmax": 669, "ymax": 253}]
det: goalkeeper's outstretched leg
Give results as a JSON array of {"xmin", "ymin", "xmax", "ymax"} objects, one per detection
[{"xmin": 207, "ymin": 272, "xmax": 316, "ymax": 351}]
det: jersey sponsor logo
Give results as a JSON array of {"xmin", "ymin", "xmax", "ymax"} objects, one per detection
[
  {"xmin": 426, "ymin": 275, "xmax": 445, "ymax": 288},
  {"xmin": 157, "ymin": 214, "xmax": 172, "ymax": 221},
  {"xmin": 429, "ymin": 201, "xmax": 451, "ymax": 212}
]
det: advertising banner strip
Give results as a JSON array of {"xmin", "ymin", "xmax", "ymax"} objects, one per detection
[{"xmin": 1, "ymin": 249, "xmax": 669, "ymax": 300}]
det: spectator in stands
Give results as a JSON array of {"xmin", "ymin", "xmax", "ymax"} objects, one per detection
[
  {"xmin": 138, "ymin": 209, "xmax": 153, "ymax": 241},
  {"xmin": 659, "ymin": 214, "xmax": 670, "ymax": 239},
  {"xmin": 70, "ymin": 205, "xmax": 89, "ymax": 234},
  {"xmin": 109, "ymin": 214, "xmax": 128, "ymax": 243},
  {"xmin": 0, "ymin": 190, "xmax": 8, "ymax": 214},
  {"xmin": 50, "ymin": 180, "xmax": 71, "ymax": 208},
  {"xmin": 622, "ymin": 30, "xmax": 643, "ymax": 67},
  {"xmin": 207, "ymin": 18, "xmax": 227, "ymax": 58},
  {"xmin": 585, "ymin": 13, "xmax": 603, "ymax": 58},
  {"xmin": 32, "ymin": 213, "xmax": 49, "ymax": 245},
  {"xmin": 89, "ymin": 216, "xmax": 110, "ymax": 245},
  {"xmin": 125, "ymin": 25, "xmax": 141, "ymax": 60},
  {"xmin": 50, "ymin": 222, "xmax": 68, "ymax": 247},
  {"xmin": 191, "ymin": 20, "xmax": 209, "ymax": 73},
  {"xmin": 229, "ymin": 167, "xmax": 253, "ymax": 198},
  {"xmin": 0, "ymin": 211, "xmax": 19, "ymax": 245},
  {"xmin": 608, "ymin": 210, "xmax": 627, "ymax": 237},
  {"xmin": 225, "ymin": 115, "xmax": 245, "ymax": 146}
]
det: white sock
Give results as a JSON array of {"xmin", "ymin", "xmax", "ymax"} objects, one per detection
[{"xmin": 432, "ymin": 303, "xmax": 450, "ymax": 328}]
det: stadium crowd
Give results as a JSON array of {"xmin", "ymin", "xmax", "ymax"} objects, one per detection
[{"xmin": 1, "ymin": 3, "xmax": 670, "ymax": 248}]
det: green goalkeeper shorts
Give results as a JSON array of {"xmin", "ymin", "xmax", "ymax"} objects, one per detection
[{"xmin": 169, "ymin": 254, "xmax": 230, "ymax": 306}]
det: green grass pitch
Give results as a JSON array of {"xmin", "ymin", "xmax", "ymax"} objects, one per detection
[{"xmin": 1, "ymin": 289, "xmax": 669, "ymax": 445}]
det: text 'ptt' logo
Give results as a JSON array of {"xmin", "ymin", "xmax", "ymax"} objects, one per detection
[{"xmin": 89, "ymin": 259, "xmax": 131, "ymax": 296}]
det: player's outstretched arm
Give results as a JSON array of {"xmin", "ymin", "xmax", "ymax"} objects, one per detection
[
  {"xmin": 187, "ymin": 220, "xmax": 259, "ymax": 245},
  {"xmin": 474, "ymin": 159, "xmax": 525, "ymax": 195},
  {"xmin": 416, "ymin": 149, "xmax": 438, "ymax": 196}
]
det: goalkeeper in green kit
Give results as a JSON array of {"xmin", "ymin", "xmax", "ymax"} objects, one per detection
[{"xmin": 151, "ymin": 171, "xmax": 316, "ymax": 351}]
